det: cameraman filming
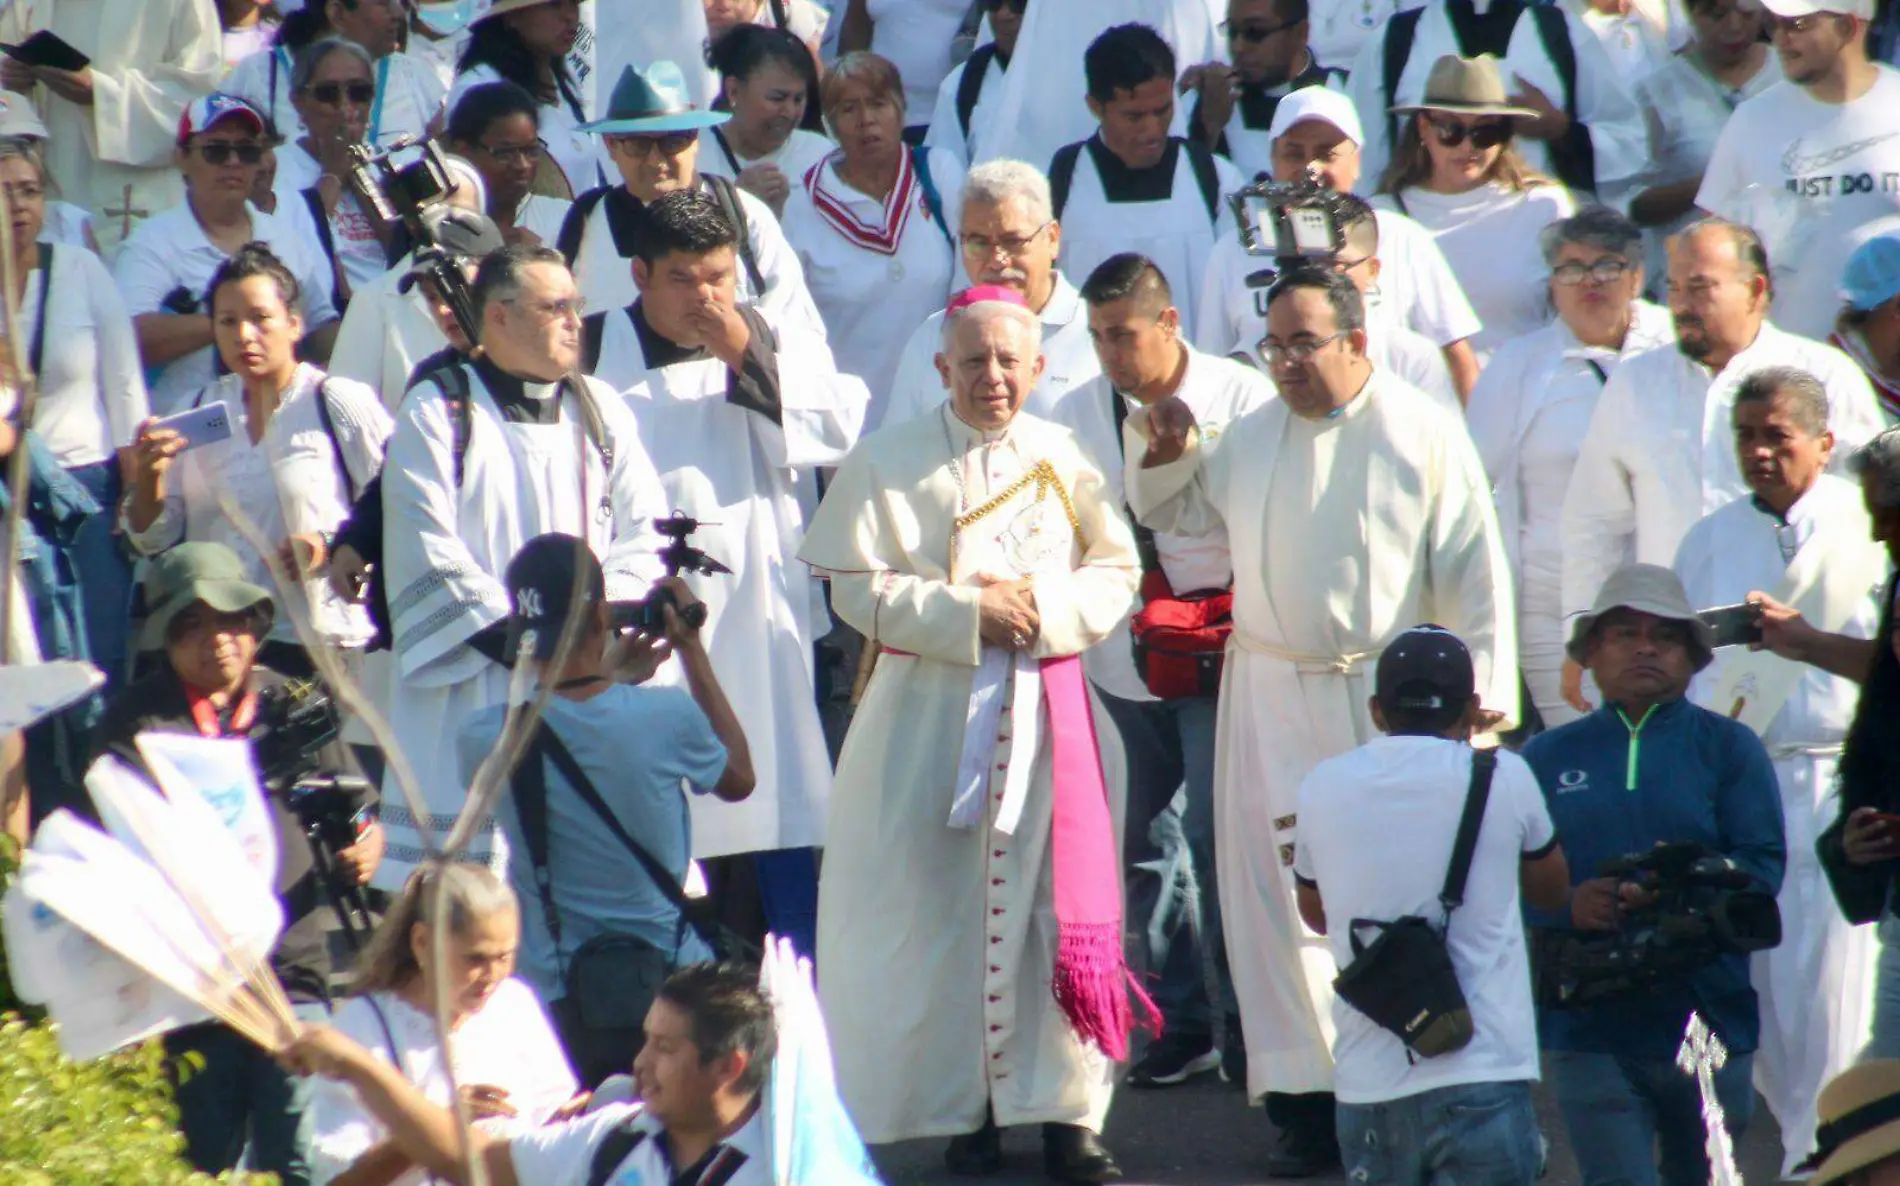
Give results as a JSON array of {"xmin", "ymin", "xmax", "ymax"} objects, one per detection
[
  {"xmin": 1523, "ymin": 563, "xmax": 1784, "ymax": 1186},
  {"xmin": 89, "ymin": 541, "xmax": 383, "ymax": 1185}
]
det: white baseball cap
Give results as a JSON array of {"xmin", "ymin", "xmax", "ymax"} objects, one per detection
[
  {"xmin": 0, "ymin": 90, "xmax": 47, "ymax": 140},
  {"xmin": 1267, "ymin": 86, "xmax": 1364, "ymax": 148},
  {"xmin": 1760, "ymin": 0, "xmax": 1874, "ymax": 19}
]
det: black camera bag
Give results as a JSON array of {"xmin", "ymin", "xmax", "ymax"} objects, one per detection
[{"xmin": 1331, "ymin": 748, "xmax": 1496, "ymax": 1059}]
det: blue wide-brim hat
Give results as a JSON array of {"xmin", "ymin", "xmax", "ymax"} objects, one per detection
[{"xmin": 579, "ymin": 61, "xmax": 731, "ymax": 135}]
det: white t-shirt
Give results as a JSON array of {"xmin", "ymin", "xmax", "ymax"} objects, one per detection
[
  {"xmin": 1697, "ymin": 66, "xmax": 1900, "ymax": 340},
  {"xmin": 273, "ymin": 142, "xmax": 390, "ymax": 296},
  {"xmin": 113, "ymin": 201, "xmax": 341, "ymax": 415},
  {"xmin": 1376, "ymin": 182, "xmax": 1576, "ymax": 361},
  {"xmin": 1293, "ymin": 736, "xmax": 1556, "ymax": 1105},
  {"xmin": 5, "ymin": 243, "xmax": 150, "ymax": 468},
  {"xmin": 508, "ymin": 1102, "xmax": 770, "ymax": 1186}
]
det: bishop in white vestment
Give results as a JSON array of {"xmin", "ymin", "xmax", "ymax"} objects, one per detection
[
  {"xmin": 1672, "ymin": 376, "xmax": 1889, "ymax": 1178},
  {"xmin": 799, "ymin": 294, "xmax": 1140, "ymax": 1167},
  {"xmin": 1123, "ymin": 269, "xmax": 1514, "ymax": 1137},
  {"xmin": 584, "ymin": 189, "xmax": 868, "ymax": 865},
  {"xmin": 377, "ymin": 255, "xmax": 670, "ymax": 885}
]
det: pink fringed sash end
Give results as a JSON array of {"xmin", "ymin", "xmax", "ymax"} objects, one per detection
[{"xmin": 1053, "ymin": 921, "xmax": 1163, "ymax": 1062}]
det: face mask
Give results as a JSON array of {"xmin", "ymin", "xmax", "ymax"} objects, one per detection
[{"xmin": 416, "ymin": 0, "xmax": 482, "ymax": 36}]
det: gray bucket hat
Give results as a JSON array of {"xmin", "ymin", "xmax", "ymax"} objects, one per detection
[
  {"xmin": 137, "ymin": 542, "xmax": 274, "ymax": 651},
  {"xmin": 1565, "ymin": 563, "xmax": 1716, "ymax": 671}
]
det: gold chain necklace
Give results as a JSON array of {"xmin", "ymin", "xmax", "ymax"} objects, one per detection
[{"xmin": 939, "ymin": 406, "xmax": 1087, "ymax": 571}]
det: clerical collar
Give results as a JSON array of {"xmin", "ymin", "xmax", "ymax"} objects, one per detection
[
  {"xmin": 1234, "ymin": 56, "xmax": 1328, "ymax": 128},
  {"xmin": 472, "ymin": 354, "xmax": 563, "ymax": 424},
  {"xmin": 943, "ymin": 403, "xmax": 1013, "ymax": 446},
  {"xmin": 629, "ymin": 300, "xmax": 712, "ymax": 368},
  {"xmin": 1445, "ymin": 0, "xmax": 1523, "ymax": 57},
  {"xmin": 1087, "ymin": 135, "xmax": 1183, "ymax": 204}
]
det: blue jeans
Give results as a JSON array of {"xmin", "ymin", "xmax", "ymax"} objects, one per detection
[
  {"xmin": 1865, "ymin": 913, "xmax": 1900, "ymax": 1059},
  {"xmin": 62, "ymin": 460, "xmax": 131, "ymax": 687},
  {"xmin": 168, "ymin": 1002, "xmax": 329, "ymax": 1185},
  {"xmin": 1098, "ymin": 690, "xmax": 1228, "ymax": 1039},
  {"xmin": 1547, "ymin": 1048, "xmax": 1755, "ymax": 1186},
  {"xmin": 1335, "ymin": 1080, "xmax": 1541, "ymax": 1185}
]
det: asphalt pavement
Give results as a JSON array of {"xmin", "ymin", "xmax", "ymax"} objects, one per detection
[{"xmin": 870, "ymin": 1071, "xmax": 1790, "ymax": 1186}]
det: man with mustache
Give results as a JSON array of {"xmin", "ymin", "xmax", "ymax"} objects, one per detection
[
  {"xmin": 1670, "ymin": 367, "xmax": 1889, "ymax": 1179},
  {"xmin": 1560, "ymin": 217, "xmax": 1883, "ymax": 715}
]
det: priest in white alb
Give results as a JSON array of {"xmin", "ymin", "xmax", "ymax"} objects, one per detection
[
  {"xmin": 377, "ymin": 245, "xmax": 669, "ymax": 885},
  {"xmin": 1123, "ymin": 264, "xmax": 1514, "ymax": 1177},
  {"xmin": 1672, "ymin": 366, "xmax": 1889, "ymax": 1179},
  {"xmin": 585, "ymin": 189, "xmax": 867, "ymax": 955},
  {"xmin": 800, "ymin": 287, "xmax": 1144, "ymax": 1183}
]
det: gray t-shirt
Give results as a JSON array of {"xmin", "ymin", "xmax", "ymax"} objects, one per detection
[{"xmin": 457, "ymin": 685, "xmax": 727, "ymax": 1002}]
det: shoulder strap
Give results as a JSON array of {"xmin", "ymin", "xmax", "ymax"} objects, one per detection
[
  {"xmin": 563, "ymin": 376, "xmax": 615, "ymax": 484},
  {"xmin": 1382, "ymin": 8, "xmax": 1426, "ymax": 157},
  {"xmin": 1109, "ymin": 390, "xmax": 1162, "ymax": 575},
  {"xmin": 1528, "ymin": 3, "xmax": 1592, "ymax": 191},
  {"xmin": 1049, "ymin": 142, "xmax": 1084, "ymax": 221},
  {"xmin": 361, "ymin": 994, "xmax": 404, "ymax": 1073},
  {"xmin": 910, "ymin": 146, "xmax": 956, "ymax": 254},
  {"xmin": 956, "ymin": 44, "xmax": 997, "ymax": 141},
  {"xmin": 557, "ymin": 187, "xmax": 610, "ymax": 267},
  {"xmin": 512, "ymin": 720, "xmax": 567, "ymax": 961},
  {"xmin": 586, "ymin": 1122, "xmax": 651, "ymax": 1186},
  {"xmin": 312, "ymin": 378, "xmax": 360, "ymax": 502},
  {"xmin": 1440, "ymin": 748, "xmax": 1498, "ymax": 914},
  {"xmin": 581, "ymin": 310, "xmax": 608, "ymax": 375},
  {"xmin": 28, "ymin": 241, "xmax": 51, "ymax": 380},
  {"xmin": 301, "ymin": 186, "xmax": 349, "ymax": 311},
  {"xmin": 769, "ymin": 0, "xmax": 790, "ymax": 26},
  {"xmin": 412, "ymin": 355, "xmax": 474, "ymax": 488},
  {"xmin": 1182, "ymin": 138, "xmax": 1223, "ymax": 224},
  {"xmin": 705, "ymin": 175, "xmax": 766, "ymax": 297}
]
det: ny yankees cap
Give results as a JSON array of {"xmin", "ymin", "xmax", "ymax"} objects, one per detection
[
  {"xmin": 1268, "ymin": 86, "xmax": 1364, "ymax": 149},
  {"xmin": 177, "ymin": 93, "xmax": 267, "ymax": 147},
  {"xmin": 503, "ymin": 533, "xmax": 606, "ymax": 663},
  {"xmin": 1759, "ymin": 0, "xmax": 1874, "ymax": 19},
  {"xmin": 1375, "ymin": 625, "xmax": 1476, "ymax": 715}
]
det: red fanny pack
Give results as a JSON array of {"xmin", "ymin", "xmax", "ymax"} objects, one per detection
[{"xmin": 1129, "ymin": 568, "xmax": 1232, "ymax": 700}]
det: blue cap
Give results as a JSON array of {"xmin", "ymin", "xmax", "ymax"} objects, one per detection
[
  {"xmin": 1841, "ymin": 233, "xmax": 1900, "ymax": 312},
  {"xmin": 579, "ymin": 62, "xmax": 731, "ymax": 136}
]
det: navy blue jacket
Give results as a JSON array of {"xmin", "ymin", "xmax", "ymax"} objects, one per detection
[{"xmin": 1522, "ymin": 697, "xmax": 1785, "ymax": 1058}]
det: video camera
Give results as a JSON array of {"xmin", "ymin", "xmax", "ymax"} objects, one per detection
[
  {"xmin": 1533, "ymin": 841, "xmax": 1782, "ymax": 1010},
  {"xmin": 607, "ymin": 513, "xmax": 733, "ymax": 634},
  {"xmin": 1229, "ymin": 174, "xmax": 1362, "ymax": 291},
  {"xmin": 349, "ymin": 137, "xmax": 503, "ymax": 345}
]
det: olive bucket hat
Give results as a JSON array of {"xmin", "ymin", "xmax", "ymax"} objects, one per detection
[{"xmin": 136, "ymin": 542, "xmax": 274, "ymax": 651}]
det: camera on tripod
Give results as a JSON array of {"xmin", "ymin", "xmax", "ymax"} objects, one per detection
[
  {"xmin": 1533, "ymin": 841, "xmax": 1782, "ymax": 1010},
  {"xmin": 350, "ymin": 137, "xmax": 502, "ymax": 345},
  {"xmin": 607, "ymin": 513, "xmax": 733, "ymax": 635},
  {"xmin": 1229, "ymin": 174, "xmax": 1360, "ymax": 290}
]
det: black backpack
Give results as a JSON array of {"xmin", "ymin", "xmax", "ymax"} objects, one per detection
[
  {"xmin": 405, "ymin": 351, "xmax": 614, "ymax": 493},
  {"xmin": 956, "ymin": 43, "xmax": 999, "ymax": 141},
  {"xmin": 555, "ymin": 175, "xmax": 766, "ymax": 297}
]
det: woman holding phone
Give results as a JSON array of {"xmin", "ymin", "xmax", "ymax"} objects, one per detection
[{"xmin": 123, "ymin": 243, "xmax": 392, "ymax": 676}]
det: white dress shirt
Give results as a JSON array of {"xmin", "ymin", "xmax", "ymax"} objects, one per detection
[{"xmin": 8, "ymin": 242, "xmax": 150, "ymax": 468}]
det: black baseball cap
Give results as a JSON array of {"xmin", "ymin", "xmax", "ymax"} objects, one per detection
[
  {"xmin": 503, "ymin": 533, "xmax": 605, "ymax": 662},
  {"xmin": 1375, "ymin": 624, "xmax": 1475, "ymax": 716}
]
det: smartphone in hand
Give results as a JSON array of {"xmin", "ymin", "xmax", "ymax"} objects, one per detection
[
  {"xmin": 150, "ymin": 403, "xmax": 234, "ymax": 452},
  {"xmin": 1698, "ymin": 602, "xmax": 1763, "ymax": 649}
]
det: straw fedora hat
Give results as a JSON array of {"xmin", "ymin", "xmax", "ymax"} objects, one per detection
[
  {"xmin": 1390, "ymin": 54, "xmax": 1542, "ymax": 119},
  {"xmin": 1565, "ymin": 563, "xmax": 1717, "ymax": 672},
  {"xmin": 1801, "ymin": 1061, "xmax": 1900, "ymax": 1184}
]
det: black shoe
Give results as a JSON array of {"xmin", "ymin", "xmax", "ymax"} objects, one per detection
[
  {"xmin": 1126, "ymin": 1032, "xmax": 1221, "ymax": 1088},
  {"xmin": 1042, "ymin": 1124, "xmax": 1123, "ymax": 1183},
  {"xmin": 1264, "ymin": 1122, "xmax": 1340, "ymax": 1179},
  {"xmin": 945, "ymin": 1114, "xmax": 1003, "ymax": 1176},
  {"xmin": 1218, "ymin": 1020, "xmax": 1247, "ymax": 1090}
]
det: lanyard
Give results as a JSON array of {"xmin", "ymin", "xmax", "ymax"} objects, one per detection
[
  {"xmin": 1615, "ymin": 703, "xmax": 1658, "ymax": 791},
  {"xmin": 186, "ymin": 685, "xmax": 259, "ymax": 738},
  {"xmin": 369, "ymin": 55, "xmax": 391, "ymax": 146}
]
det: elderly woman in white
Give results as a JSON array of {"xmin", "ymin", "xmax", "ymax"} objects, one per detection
[
  {"xmin": 780, "ymin": 51, "xmax": 961, "ymax": 425},
  {"xmin": 303, "ymin": 865, "xmax": 578, "ymax": 1186},
  {"xmin": 1467, "ymin": 206, "xmax": 1674, "ymax": 729},
  {"xmin": 123, "ymin": 244, "xmax": 392, "ymax": 675}
]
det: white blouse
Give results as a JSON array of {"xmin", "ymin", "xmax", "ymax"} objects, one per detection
[
  {"xmin": 304, "ymin": 980, "xmax": 578, "ymax": 1186},
  {"xmin": 695, "ymin": 126, "xmax": 835, "ymax": 190},
  {"xmin": 4, "ymin": 243, "xmax": 149, "ymax": 469},
  {"xmin": 122, "ymin": 364, "xmax": 392, "ymax": 648},
  {"xmin": 273, "ymin": 143, "xmax": 391, "ymax": 297},
  {"xmin": 450, "ymin": 64, "xmax": 605, "ymax": 198}
]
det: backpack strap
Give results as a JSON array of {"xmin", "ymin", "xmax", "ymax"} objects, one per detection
[
  {"xmin": 910, "ymin": 146, "xmax": 956, "ymax": 254},
  {"xmin": 411, "ymin": 352, "xmax": 475, "ymax": 488},
  {"xmin": 956, "ymin": 44, "xmax": 998, "ymax": 141},
  {"xmin": 311, "ymin": 378, "xmax": 360, "ymax": 503},
  {"xmin": 768, "ymin": 0, "xmax": 790, "ymax": 26},
  {"xmin": 1528, "ymin": 2, "xmax": 1593, "ymax": 191},
  {"xmin": 585, "ymin": 1120, "xmax": 652, "ymax": 1186},
  {"xmin": 556, "ymin": 186, "xmax": 611, "ymax": 268},
  {"xmin": 1381, "ymin": 8, "xmax": 1426, "ymax": 157},
  {"xmin": 1440, "ymin": 748, "xmax": 1498, "ymax": 915},
  {"xmin": 1049, "ymin": 141, "xmax": 1084, "ymax": 221},
  {"xmin": 28, "ymin": 241, "xmax": 51, "ymax": 381},
  {"xmin": 704, "ymin": 174, "xmax": 766, "ymax": 298},
  {"xmin": 1182, "ymin": 138, "xmax": 1223, "ymax": 224},
  {"xmin": 301, "ymin": 186, "xmax": 349, "ymax": 314},
  {"xmin": 581, "ymin": 309, "xmax": 608, "ymax": 375}
]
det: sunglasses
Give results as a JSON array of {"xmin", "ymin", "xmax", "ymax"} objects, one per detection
[
  {"xmin": 1426, "ymin": 115, "xmax": 1512, "ymax": 150},
  {"xmin": 606, "ymin": 131, "xmax": 697, "ymax": 156},
  {"xmin": 196, "ymin": 142, "xmax": 266, "ymax": 165},
  {"xmin": 306, "ymin": 81, "xmax": 376, "ymax": 106},
  {"xmin": 1221, "ymin": 18, "xmax": 1299, "ymax": 43}
]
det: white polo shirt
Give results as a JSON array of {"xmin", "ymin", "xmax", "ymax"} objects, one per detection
[
  {"xmin": 1293, "ymin": 736, "xmax": 1556, "ymax": 1105},
  {"xmin": 509, "ymin": 1103, "xmax": 769, "ymax": 1186}
]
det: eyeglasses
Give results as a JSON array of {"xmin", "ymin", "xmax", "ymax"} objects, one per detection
[
  {"xmin": 1552, "ymin": 259, "xmax": 1631, "ymax": 285},
  {"xmin": 1, "ymin": 182, "xmax": 44, "ymax": 203},
  {"xmin": 478, "ymin": 138, "xmax": 547, "ymax": 166},
  {"xmin": 1220, "ymin": 18, "xmax": 1299, "ymax": 43},
  {"xmin": 979, "ymin": 0, "xmax": 1027, "ymax": 12},
  {"xmin": 195, "ymin": 142, "xmax": 266, "ymax": 166},
  {"xmin": 604, "ymin": 131, "xmax": 697, "ymax": 157},
  {"xmin": 961, "ymin": 222, "xmax": 1052, "ymax": 258},
  {"xmin": 305, "ymin": 81, "xmax": 376, "ymax": 107},
  {"xmin": 506, "ymin": 295, "xmax": 587, "ymax": 322},
  {"xmin": 1426, "ymin": 115, "xmax": 1512, "ymax": 150},
  {"xmin": 1258, "ymin": 332, "xmax": 1343, "ymax": 363},
  {"xmin": 1768, "ymin": 12, "xmax": 1826, "ymax": 34}
]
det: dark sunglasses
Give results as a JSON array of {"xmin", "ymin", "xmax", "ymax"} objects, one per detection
[
  {"xmin": 1426, "ymin": 115, "xmax": 1512, "ymax": 150},
  {"xmin": 980, "ymin": 0, "xmax": 1027, "ymax": 12},
  {"xmin": 307, "ymin": 81, "xmax": 376, "ymax": 106},
  {"xmin": 1220, "ymin": 18, "xmax": 1299, "ymax": 43},
  {"xmin": 196, "ymin": 142, "xmax": 266, "ymax": 165},
  {"xmin": 606, "ymin": 131, "xmax": 697, "ymax": 156}
]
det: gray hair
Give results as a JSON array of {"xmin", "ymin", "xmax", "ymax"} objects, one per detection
[
  {"xmin": 961, "ymin": 159, "xmax": 1055, "ymax": 228},
  {"xmin": 1732, "ymin": 366, "xmax": 1829, "ymax": 438},
  {"xmin": 0, "ymin": 136, "xmax": 51, "ymax": 199},
  {"xmin": 1854, "ymin": 426, "xmax": 1900, "ymax": 510},
  {"xmin": 1540, "ymin": 205, "xmax": 1642, "ymax": 269},
  {"xmin": 938, "ymin": 298, "xmax": 1041, "ymax": 354},
  {"xmin": 349, "ymin": 863, "xmax": 517, "ymax": 997},
  {"xmin": 292, "ymin": 36, "xmax": 375, "ymax": 94}
]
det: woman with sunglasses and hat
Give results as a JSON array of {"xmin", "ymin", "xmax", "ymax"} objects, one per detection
[
  {"xmin": 450, "ymin": 0, "xmax": 602, "ymax": 197},
  {"xmin": 1375, "ymin": 54, "xmax": 1576, "ymax": 363}
]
